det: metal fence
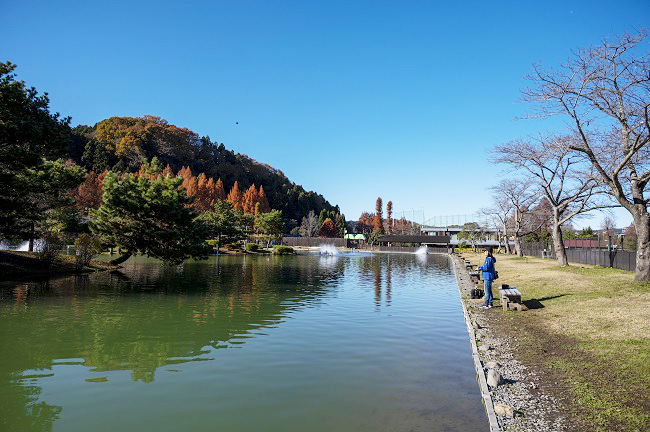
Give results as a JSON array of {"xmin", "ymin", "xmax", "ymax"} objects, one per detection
[
  {"xmin": 520, "ymin": 242, "xmax": 636, "ymax": 272},
  {"xmin": 367, "ymin": 245, "xmax": 450, "ymax": 253},
  {"xmin": 281, "ymin": 237, "xmax": 346, "ymax": 247}
]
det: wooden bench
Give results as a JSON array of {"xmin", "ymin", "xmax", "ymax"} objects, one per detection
[
  {"xmin": 469, "ymin": 270, "xmax": 480, "ymax": 283},
  {"xmin": 499, "ymin": 285, "xmax": 523, "ymax": 311}
]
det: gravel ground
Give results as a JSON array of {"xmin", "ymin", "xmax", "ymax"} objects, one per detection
[{"xmin": 452, "ymin": 255, "xmax": 567, "ymax": 432}]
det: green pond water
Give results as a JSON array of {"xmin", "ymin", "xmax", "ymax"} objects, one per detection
[{"xmin": 0, "ymin": 253, "xmax": 487, "ymax": 431}]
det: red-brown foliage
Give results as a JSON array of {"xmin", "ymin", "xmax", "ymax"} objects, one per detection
[
  {"xmin": 227, "ymin": 181, "xmax": 244, "ymax": 212},
  {"xmin": 75, "ymin": 171, "xmax": 103, "ymax": 212},
  {"xmin": 319, "ymin": 218, "xmax": 337, "ymax": 237},
  {"xmin": 373, "ymin": 197, "xmax": 384, "ymax": 234},
  {"xmin": 386, "ymin": 201, "xmax": 393, "ymax": 234},
  {"xmin": 356, "ymin": 212, "xmax": 374, "ymax": 234}
]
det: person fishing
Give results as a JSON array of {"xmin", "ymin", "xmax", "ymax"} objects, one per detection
[{"xmin": 478, "ymin": 247, "xmax": 497, "ymax": 309}]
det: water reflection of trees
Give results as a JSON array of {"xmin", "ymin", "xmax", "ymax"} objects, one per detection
[
  {"xmin": 0, "ymin": 255, "xmax": 345, "ymax": 431},
  {"xmin": 346, "ymin": 253, "xmax": 450, "ymax": 310},
  {"xmin": 0, "ymin": 254, "xmax": 452, "ymax": 431}
]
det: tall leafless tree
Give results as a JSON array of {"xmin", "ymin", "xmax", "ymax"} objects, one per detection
[
  {"xmin": 481, "ymin": 194, "xmax": 514, "ymax": 254},
  {"xmin": 489, "ymin": 179, "xmax": 540, "ymax": 256},
  {"xmin": 600, "ymin": 214, "xmax": 618, "ymax": 244},
  {"xmin": 522, "ymin": 31, "xmax": 650, "ymax": 280},
  {"xmin": 299, "ymin": 210, "xmax": 319, "ymax": 237},
  {"xmin": 493, "ymin": 135, "xmax": 607, "ymax": 266}
]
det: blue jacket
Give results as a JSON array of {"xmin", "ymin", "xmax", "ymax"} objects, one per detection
[{"xmin": 478, "ymin": 256, "xmax": 496, "ymax": 281}]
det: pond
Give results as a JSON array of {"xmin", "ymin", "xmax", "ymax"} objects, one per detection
[{"xmin": 0, "ymin": 253, "xmax": 487, "ymax": 431}]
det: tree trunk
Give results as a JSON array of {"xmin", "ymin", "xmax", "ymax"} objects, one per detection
[
  {"xmin": 551, "ymin": 217, "xmax": 568, "ymax": 266},
  {"xmin": 513, "ymin": 234, "xmax": 523, "ymax": 257},
  {"xmin": 633, "ymin": 212, "xmax": 650, "ymax": 281},
  {"xmin": 109, "ymin": 252, "xmax": 132, "ymax": 266},
  {"xmin": 496, "ymin": 231, "xmax": 503, "ymax": 254},
  {"xmin": 503, "ymin": 225, "xmax": 511, "ymax": 254},
  {"xmin": 28, "ymin": 222, "xmax": 35, "ymax": 252},
  {"xmin": 513, "ymin": 211, "xmax": 523, "ymax": 256}
]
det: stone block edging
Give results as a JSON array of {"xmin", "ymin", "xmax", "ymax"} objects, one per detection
[{"xmin": 450, "ymin": 254, "xmax": 500, "ymax": 432}]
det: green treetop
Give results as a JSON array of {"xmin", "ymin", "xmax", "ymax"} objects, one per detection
[
  {"xmin": 199, "ymin": 200, "xmax": 244, "ymax": 249},
  {"xmin": 255, "ymin": 209, "xmax": 284, "ymax": 247},
  {"xmin": 0, "ymin": 61, "xmax": 76, "ymax": 242},
  {"xmin": 90, "ymin": 171, "xmax": 210, "ymax": 264}
]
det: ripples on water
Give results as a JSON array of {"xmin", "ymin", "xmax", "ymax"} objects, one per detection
[{"xmin": 0, "ymin": 253, "xmax": 487, "ymax": 432}]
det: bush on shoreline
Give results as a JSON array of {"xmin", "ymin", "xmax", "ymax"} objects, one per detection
[{"xmin": 272, "ymin": 246, "xmax": 294, "ymax": 255}]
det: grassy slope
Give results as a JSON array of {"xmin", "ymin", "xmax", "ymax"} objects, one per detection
[{"xmin": 467, "ymin": 252, "xmax": 650, "ymax": 431}]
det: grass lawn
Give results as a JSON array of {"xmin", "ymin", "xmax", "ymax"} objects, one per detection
[{"xmin": 466, "ymin": 252, "xmax": 650, "ymax": 431}]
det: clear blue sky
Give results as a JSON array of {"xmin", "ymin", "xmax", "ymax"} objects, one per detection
[{"xmin": 3, "ymin": 0, "xmax": 648, "ymax": 228}]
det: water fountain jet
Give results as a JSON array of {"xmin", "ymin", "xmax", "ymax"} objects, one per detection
[{"xmin": 319, "ymin": 244, "xmax": 340, "ymax": 256}]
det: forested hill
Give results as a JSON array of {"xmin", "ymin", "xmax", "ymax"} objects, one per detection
[{"xmin": 68, "ymin": 115, "xmax": 338, "ymax": 225}]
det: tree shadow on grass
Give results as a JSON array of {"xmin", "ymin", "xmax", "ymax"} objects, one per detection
[{"xmin": 523, "ymin": 294, "xmax": 570, "ymax": 310}]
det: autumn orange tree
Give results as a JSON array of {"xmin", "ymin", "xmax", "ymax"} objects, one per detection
[
  {"xmin": 393, "ymin": 217, "xmax": 414, "ymax": 235},
  {"xmin": 240, "ymin": 184, "xmax": 270, "ymax": 215},
  {"xmin": 319, "ymin": 218, "xmax": 337, "ymax": 237},
  {"xmin": 373, "ymin": 197, "xmax": 384, "ymax": 234},
  {"xmin": 226, "ymin": 181, "xmax": 244, "ymax": 212},
  {"xmin": 386, "ymin": 201, "xmax": 393, "ymax": 234},
  {"xmin": 242, "ymin": 185, "xmax": 257, "ymax": 214},
  {"xmin": 257, "ymin": 186, "xmax": 270, "ymax": 213},
  {"xmin": 167, "ymin": 165, "xmax": 231, "ymax": 213},
  {"xmin": 356, "ymin": 212, "xmax": 374, "ymax": 234},
  {"xmin": 93, "ymin": 115, "xmax": 198, "ymax": 171},
  {"xmin": 74, "ymin": 171, "xmax": 104, "ymax": 214},
  {"xmin": 214, "ymin": 179, "xmax": 226, "ymax": 200}
]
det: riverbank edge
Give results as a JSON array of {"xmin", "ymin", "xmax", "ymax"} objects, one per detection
[
  {"xmin": 450, "ymin": 254, "xmax": 501, "ymax": 432},
  {"xmin": 0, "ymin": 250, "xmax": 118, "ymax": 280}
]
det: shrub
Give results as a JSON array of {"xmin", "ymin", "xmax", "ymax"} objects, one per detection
[
  {"xmin": 38, "ymin": 233, "xmax": 65, "ymax": 269},
  {"xmin": 74, "ymin": 233, "xmax": 103, "ymax": 271},
  {"xmin": 272, "ymin": 246, "xmax": 294, "ymax": 255},
  {"xmin": 245, "ymin": 242, "xmax": 259, "ymax": 252}
]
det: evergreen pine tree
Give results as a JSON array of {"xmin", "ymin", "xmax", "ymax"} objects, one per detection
[{"xmin": 91, "ymin": 172, "xmax": 209, "ymax": 264}]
